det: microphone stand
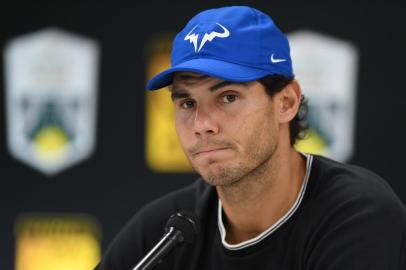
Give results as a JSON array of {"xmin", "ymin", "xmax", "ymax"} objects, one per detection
[{"xmin": 132, "ymin": 227, "xmax": 183, "ymax": 270}]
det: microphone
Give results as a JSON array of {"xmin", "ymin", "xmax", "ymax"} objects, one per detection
[{"xmin": 132, "ymin": 211, "xmax": 199, "ymax": 270}]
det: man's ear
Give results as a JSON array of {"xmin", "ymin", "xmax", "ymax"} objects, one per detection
[{"xmin": 277, "ymin": 80, "xmax": 302, "ymax": 123}]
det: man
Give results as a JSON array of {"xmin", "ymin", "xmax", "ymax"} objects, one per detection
[{"xmin": 96, "ymin": 6, "xmax": 406, "ymax": 270}]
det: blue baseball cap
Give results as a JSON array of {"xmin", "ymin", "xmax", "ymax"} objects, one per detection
[{"xmin": 146, "ymin": 6, "xmax": 293, "ymax": 90}]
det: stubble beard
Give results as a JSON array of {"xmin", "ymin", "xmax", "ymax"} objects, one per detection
[
  {"xmin": 197, "ymin": 136, "xmax": 278, "ymax": 188},
  {"xmin": 205, "ymin": 160, "xmax": 248, "ymax": 186}
]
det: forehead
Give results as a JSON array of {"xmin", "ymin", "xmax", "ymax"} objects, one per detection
[
  {"xmin": 171, "ymin": 72, "xmax": 254, "ymax": 94},
  {"xmin": 172, "ymin": 72, "xmax": 218, "ymax": 88}
]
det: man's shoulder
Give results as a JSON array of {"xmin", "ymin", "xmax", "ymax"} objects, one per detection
[
  {"xmin": 312, "ymin": 155, "xmax": 400, "ymax": 200},
  {"xmin": 122, "ymin": 178, "xmax": 216, "ymax": 242},
  {"xmin": 96, "ymin": 179, "xmax": 215, "ymax": 270},
  {"xmin": 296, "ymin": 155, "xmax": 406, "ymax": 269},
  {"xmin": 306, "ymin": 154, "xmax": 406, "ymax": 224},
  {"xmin": 137, "ymin": 178, "xmax": 215, "ymax": 224}
]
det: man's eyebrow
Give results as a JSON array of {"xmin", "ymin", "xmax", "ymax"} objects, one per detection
[
  {"xmin": 170, "ymin": 89, "xmax": 190, "ymax": 101},
  {"xmin": 209, "ymin": 81, "xmax": 248, "ymax": 92},
  {"xmin": 169, "ymin": 81, "xmax": 248, "ymax": 100}
]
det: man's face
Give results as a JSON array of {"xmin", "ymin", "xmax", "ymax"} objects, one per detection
[{"xmin": 171, "ymin": 72, "xmax": 280, "ymax": 186}]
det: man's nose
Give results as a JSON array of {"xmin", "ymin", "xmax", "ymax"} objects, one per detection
[{"xmin": 193, "ymin": 106, "xmax": 219, "ymax": 136}]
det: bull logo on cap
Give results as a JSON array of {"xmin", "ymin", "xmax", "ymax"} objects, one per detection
[{"xmin": 184, "ymin": 23, "xmax": 230, "ymax": 53}]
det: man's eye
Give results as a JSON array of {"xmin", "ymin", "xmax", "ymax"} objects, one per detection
[
  {"xmin": 221, "ymin": 94, "xmax": 237, "ymax": 103},
  {"xmin": 181, "ymin": 100, "xmax": 195, "ymax": 109}
]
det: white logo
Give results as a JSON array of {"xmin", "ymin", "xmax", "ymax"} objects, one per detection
[
  {"xmin": 4, "ymin": 28, "xmax": 99, "ymax": 176},
  {"xmin": 270, "ymin": 53, "xmax": 287, "ymax": 63},
  {"xmin": 288, "ymin": 30, "xmax": 359, "ymax": 162},
  {"xmin": 184, "ymin": 23, "xmax": 230, "ymax": 53}
]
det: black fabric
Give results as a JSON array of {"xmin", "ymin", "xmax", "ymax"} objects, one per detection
[{"xmin": 95, "ymin": 155, "xmax": 406, "ymax": 270}]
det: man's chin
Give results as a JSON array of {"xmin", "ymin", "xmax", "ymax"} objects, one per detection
[{"xmin": 198, "ymin": 163, "xmax": 243, "ymax": 187}]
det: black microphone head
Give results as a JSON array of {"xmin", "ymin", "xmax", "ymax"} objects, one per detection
[{"xmin": 165, "ymin": 211, "xmax": 199, "ymax": 244}]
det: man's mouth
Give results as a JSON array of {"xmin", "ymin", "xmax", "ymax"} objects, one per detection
[{"xmin": 193, "ymin": 147, "xmax": 229, "ymax": 157}]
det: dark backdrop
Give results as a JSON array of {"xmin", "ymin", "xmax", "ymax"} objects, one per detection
[{"xmin": 1, "ymin": 1, "xmax": 405, "ymax": 269}]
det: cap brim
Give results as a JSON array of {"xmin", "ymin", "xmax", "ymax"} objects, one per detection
[{"xmin": 146, "ymin": 58, "xmax": 271, "ymax": 90}]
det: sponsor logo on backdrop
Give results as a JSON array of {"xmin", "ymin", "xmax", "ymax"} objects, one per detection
[
  {"xmin": 289, "ymin": 30, "xmax": 359, "ymax": 162},
  {"xmin": 145, "ymin": 36, "xmax": 193, "ymax": 172},
  {"xmin": 15, "ymin": 213, "xmax": 101, "ymax": 270},
  {"xmin": 4, "ymin": 28, "xmax": 100, "ymax": 175}
]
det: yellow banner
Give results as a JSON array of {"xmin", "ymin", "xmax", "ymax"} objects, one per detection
[
  {"xmin": 145, "ymin": 35, "xmax": 193, "ymax": 172},
  {"xmin": 15, "ymin": 213, "xmax": 101, "ymax": 270}
]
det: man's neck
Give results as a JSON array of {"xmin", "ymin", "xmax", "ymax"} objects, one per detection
[{"xmin": 216, "ymin": 148, "xmax": 306, "ymax": 244}]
